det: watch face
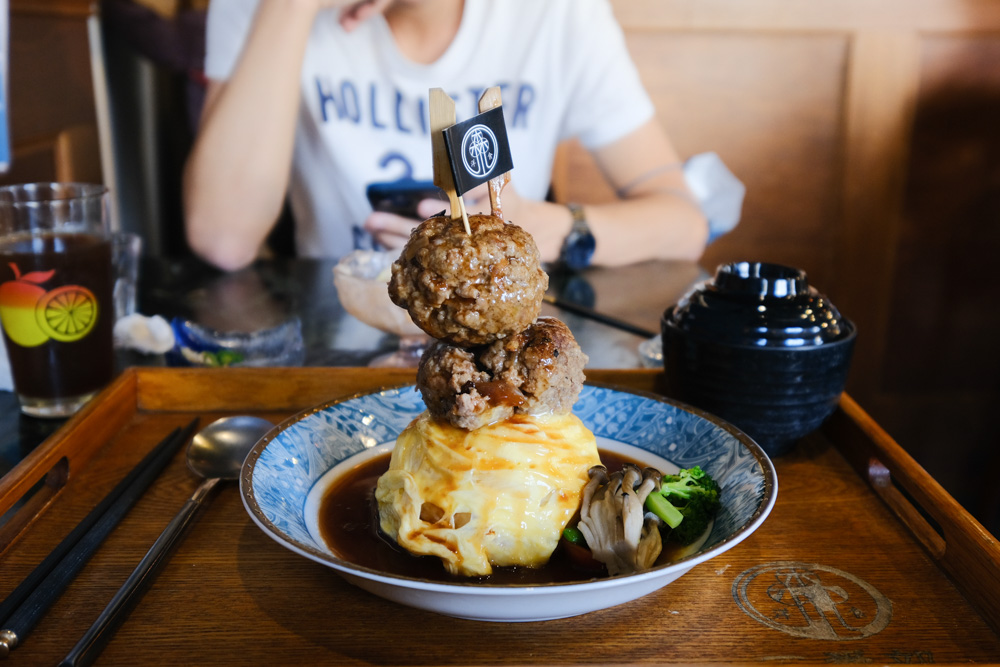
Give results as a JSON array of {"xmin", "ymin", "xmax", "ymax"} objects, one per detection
[{"xmin": 564, "ymin": 231, "xmax": 596, "ymax": 271}]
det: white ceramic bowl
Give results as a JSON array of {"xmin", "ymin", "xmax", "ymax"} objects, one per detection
[{"xmin": 240, "ymin": 383, "xmax": 777, "ymax": 622}]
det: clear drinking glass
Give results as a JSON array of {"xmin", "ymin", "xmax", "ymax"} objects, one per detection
[
  {"xmin": 0, "ymin": 183, "xmax": 115, "ymax": 418},
  {"xmin": 112, "ymin": 231, "xmax": 142, "ymax": 320}
]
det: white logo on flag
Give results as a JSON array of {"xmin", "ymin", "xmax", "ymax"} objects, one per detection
[{"xmin": 461, "ymin": 124, "xmax": 498, "ymax": 179}]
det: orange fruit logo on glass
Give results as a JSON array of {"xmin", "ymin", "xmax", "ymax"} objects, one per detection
[{"xmin": 0, "ymin": 263, "xmax": 99, "ymax": 347}]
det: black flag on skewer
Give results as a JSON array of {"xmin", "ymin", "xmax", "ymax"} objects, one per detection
[{"xmin": 442, "ymin": 106, "xmax": 513, "ymax": 196}]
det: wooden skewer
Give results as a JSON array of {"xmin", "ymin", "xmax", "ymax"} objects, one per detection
[
  {"xmin": 456, "ymin": 196, "xmax": 470, "ymax": 231},
  {"xmin": 429, "ymin": 88, "xmax": 471, "ymax": 234},
  {"xmin": 478, "ymin": 86, "xmax": 509, "ymax": 220},
  {"xmin": 459, "ymin": 197, "xmax": 471, "ymax": 234}
]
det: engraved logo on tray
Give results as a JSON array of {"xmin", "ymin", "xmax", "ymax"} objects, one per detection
[{"xmin": 732, "ymin": 562, "xmax": 892, "ymax": 640}]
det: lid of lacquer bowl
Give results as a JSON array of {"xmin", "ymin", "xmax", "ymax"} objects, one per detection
[{"xmin": 666, "ymin": 262, "xmax": 852, "ymax": 348}]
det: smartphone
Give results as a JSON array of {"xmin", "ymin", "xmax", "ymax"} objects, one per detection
[{"xmin": 366, "ymin": 179, "xmax": 446, "ymax": 219}]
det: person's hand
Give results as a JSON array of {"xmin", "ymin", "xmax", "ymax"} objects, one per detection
[
  {"xmin": 362, "ymin": 186, "xmax": 490, "ymax": 250},
  {"xmin": 363, "ymin": 180, "xmax": 567, "ymax": 260},
  {"xmin": 458, "ymin": 182, "xmax": 566, "ymax": 261},
  {"xmin": 363, "ymin": 210, "xmax": 420, "ymax": 251},
  {"xmin": 417, "ymin": 183, "xmax": 501, "ymax": 218},
  {"xmin": 488, "ymin": 184, "xmax": 568, "ymax": 262},
  {"xmin": 331, "ymin": 0, "xmax": 395, "ymax": 31}
]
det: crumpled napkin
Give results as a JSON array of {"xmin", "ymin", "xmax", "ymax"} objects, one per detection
[
  {"xmin": 683, "ymin": 152, "xmax": 746, "ymax": 243},
  {"xmin": 113, "ymin": 313, "xmax": 176, "ymax": 354}
]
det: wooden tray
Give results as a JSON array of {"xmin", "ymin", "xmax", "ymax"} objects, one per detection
[{"xmin": 1, "ymin": 367, "xmax": 998, "ymax": 665}]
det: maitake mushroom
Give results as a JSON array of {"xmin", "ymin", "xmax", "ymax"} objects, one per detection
[{"xmin": 577, "ymin": 464, "xmax": 663, "ymax": 576}]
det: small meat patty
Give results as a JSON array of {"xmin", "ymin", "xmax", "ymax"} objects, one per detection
[
  {"xmin": 417, "ymin": 317, "xmax": 588, "ymax": 430},
  {"xmin": 389, "ymin": 214, "xmax": 548, "ymax": 347},
  {"xmin": 480, "ymin": 317, "xmax": 588, "ymax": 416},
  {"xmin": 416, "ymin": 341, "xmax": 518, "ymax": 431}
]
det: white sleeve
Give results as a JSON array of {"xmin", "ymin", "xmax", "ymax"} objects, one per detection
[
  {"xmin": 204, "ymin": 0, "xmax": 262, "ymax": 81},
  {"xmin": 559, "ymin": 0, "xmax": 655, "ymax": 149}
]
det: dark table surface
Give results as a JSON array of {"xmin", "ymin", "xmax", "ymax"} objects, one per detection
[{"xmin": 0, "ymin": 255, "xmax": 707, "ymax": 488}]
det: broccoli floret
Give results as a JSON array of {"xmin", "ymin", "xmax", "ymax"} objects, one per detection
[{"xmin": 643, "ymin": 466, "xmax": 721, "ymax": 545}]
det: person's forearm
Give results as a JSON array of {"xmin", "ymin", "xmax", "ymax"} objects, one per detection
[
  {"xmin": 184, "ymin": 0, "xmax": 321, "ymax": 271},
  {"xmin": 585, "ymin": 193, "xmax": 708, "ymax": 266},
  {"xmin": 513, "ymin": 194, "xmax": 707, "ymax": 267},
  {"xmin": 547, "ymin": 118, "xmax": 710, "ymax": 266}
]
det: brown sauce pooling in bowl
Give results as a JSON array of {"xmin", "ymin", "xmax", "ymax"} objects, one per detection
[{"xmin": 317, "ymin": 449, "xmax": 689, "ymax": 584}]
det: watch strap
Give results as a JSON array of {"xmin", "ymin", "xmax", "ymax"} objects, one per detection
[{"xmin": 559, "ymin": 203, "xmax": 596, "ymax": 270}]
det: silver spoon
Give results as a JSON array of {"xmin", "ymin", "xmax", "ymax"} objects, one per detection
[{"xmin": 60, "ymin": 415, "xmax": 274, "ymax": 667}]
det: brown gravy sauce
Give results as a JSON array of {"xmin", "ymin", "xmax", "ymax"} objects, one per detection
[
  {"xmin": 473, "ymin": 380, "xmax": 525, "ymax": 407},
  {"xmin": 317, "ymin": 449, "xmax": 687, "ymax": 584}
]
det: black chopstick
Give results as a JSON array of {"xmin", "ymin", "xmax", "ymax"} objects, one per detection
[
  {"xmin": 543, "ymin": 294, "xmax": 658, "ymax": 339},
  {"xmin": 0, "ymin": 418, "xmax": 198, "ymax": 659}
]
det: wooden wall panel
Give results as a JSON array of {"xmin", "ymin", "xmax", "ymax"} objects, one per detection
[
  {"xmin": 609, "ymin": 0, "xmax": 1000, "ymax": 32},
  {"xmin": 834, "ymin": 32, "xmax": 921, "ymax": 393},
  {"xmin": 2, "ymin": 2, "xmax": 101, "ymax": 187},
  {"xmin": 649, "ymin": 34, "xmax": 847, "ymax": 291},
  {"xmin": 8, "ymin": 16, "xmax": 95, "ymax": 140},
  {"xmin": 554, "ymin": 34, "xmax": 848, "ymax": 290},
  {"xmin": 887, "ymin": 34, "xmax": 1000, "ymax": 395},
  {"xmin": 0, "ymin": 135, "xmax": 63, "ymax": 186},
  {"xmin": 870, "ymin": 34, "xmax": 1000, "ymax": 527}
]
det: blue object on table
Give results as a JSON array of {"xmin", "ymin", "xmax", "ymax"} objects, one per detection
[
  {"xmin": 0, "ymin": 58, "xmax": 9, "ymax": 174},
  {"xmin": 166, "ymin": 317, "xmax": 305, "ymax": 368}
]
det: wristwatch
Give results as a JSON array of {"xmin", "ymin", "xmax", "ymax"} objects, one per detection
[{"xmin": 559, "ymin": 203, "xmax": 596, "ymax": 271}]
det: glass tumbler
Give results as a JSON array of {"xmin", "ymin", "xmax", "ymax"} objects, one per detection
[{"xmin": 0, "ymin": 183, "xmax": 115, "ymax": 418}]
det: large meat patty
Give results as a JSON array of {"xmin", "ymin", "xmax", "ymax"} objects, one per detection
[
  {"xmin": 388, "ymin": 214, "xmax": 548, "ymax": 347},
  {"xmin": 416, "ymin": 317, "xmax": 588, "ymax": 430}
]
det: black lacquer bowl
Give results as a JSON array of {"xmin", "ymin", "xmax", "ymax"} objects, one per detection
[{"xmin": 661, "ymin": 261, "xmax": 856, "ymax": 456}]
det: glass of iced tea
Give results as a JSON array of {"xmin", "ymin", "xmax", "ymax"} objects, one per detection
[{"xmin": 0, "ymin": 183, "xmax": 115, "ymax": 418}]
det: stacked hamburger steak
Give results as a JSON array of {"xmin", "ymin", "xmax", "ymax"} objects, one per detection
[{"xmin": 388, "ymin": 212, "xmax": 589, "ymax": 430}]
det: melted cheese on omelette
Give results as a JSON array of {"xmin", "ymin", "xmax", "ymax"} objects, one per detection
[{"xmin": 374, "ymin": 411, "xmax": 601, "ymax": 577}]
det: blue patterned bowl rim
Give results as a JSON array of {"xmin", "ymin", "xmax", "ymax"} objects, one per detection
[{"xmin": 240, "ymin": 382, "xmax": 778, "ymax": 590}]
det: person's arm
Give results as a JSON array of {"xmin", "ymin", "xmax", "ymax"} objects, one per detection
[
  {"xmin": 184, "ymin": 0, "xmax": 392, "ymax": 271},
  {"xmin": 183, "ymin": 0, "xmax": 319, "ymax": 271},
  {"xmin": 508, "ymin": 119, "xmax": 707, "ymax": 266},
  {"xmin": 523, "ymin": 0, "xmax": 708, "ymax": 266},
  {"xmin": 571, "ymin": 118, "xmax": 709, "ymax": 266}
]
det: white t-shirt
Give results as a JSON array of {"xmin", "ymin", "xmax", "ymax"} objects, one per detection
[{"xmin": 204, "ymin": 0, "xmax": 654, "ymax": 259}]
